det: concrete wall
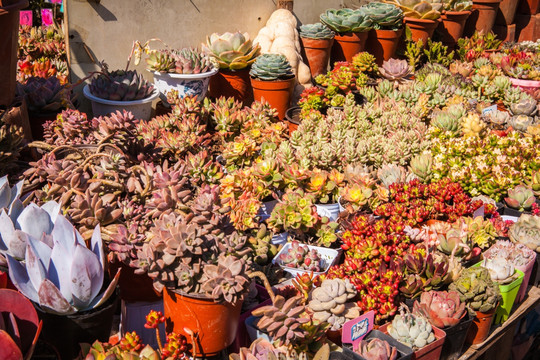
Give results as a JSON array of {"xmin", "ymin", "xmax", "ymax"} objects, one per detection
[{"xmin": 66, "ymin": 0, "xmax": 343, "ymax": 112}]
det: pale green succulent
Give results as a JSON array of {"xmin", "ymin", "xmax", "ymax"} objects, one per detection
[
  {"xmin": 299, "ymin": 23, "xmax": 335, "ymax": 40},
  {"xmin": 249, "ymin": 53, "xmax": 294, "ymax": 81},
  {"xmin": 443, "ymin": 0, "xmax": 473, "ymax": 11},
  {"xmin": 388, "ymin": 307, "xmax": 436, "ymax": 349},
  {"xmin": 361, "ymin": 2, "xmax": 404, "ymax": 30},
  {"xmin": 385, "ymin": 0, "xmax": 443, "ymax": 20},
  {"xmin": 202, "ymin": 31, "xmax": 260, "ymax": 70},
  {"xmin": 320, "ymin": 8, "xmax": 373, "ymax": 33}
]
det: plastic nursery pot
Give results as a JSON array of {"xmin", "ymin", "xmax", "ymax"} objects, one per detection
[
  {"xmin": 83, "ymin": 85, "xmax": 159, "ymax": 121},
  {"xmin": 440, "ymin": 313, "xmax": 474, "ymax": 360},
  {"xmin": 494, "ymin": 269, "xmax": 524, "ymax": 324},
  {"xmin": 464, "ymin": 0, "xmax": 502, "ymax": 36},
  {"xmin": 0, "ymin": 0, "xmax": 29, "ymax": 107},
  {"xmin": 315, "ymin": 202, "xmax": 341, "ymax": 221},
  {"xmin": 152, "ymin": 68, "xmax": 218, "ymax": 105},
  {"xmin": 301, "ymin": 37, "xmax": 334, "ymax": 78},
  {"xmin": 379, "ymin": 323, "xmax": 446, "ymax": 360},
  {"xmin": 285, "ymin": 106, "xmax": 301, "ymax": 135},
  {"xmin": 465, "ymin": 305, "xmax": 498, "ymax": 345},
  {"xmin": 36, "ymin": 293, "xmax": 118, "ymax": 360},
  {"xmin": 163, "ymin": 288, "xmax": 243, "ymax": 358},
  {"xmin": 108, "ymin": 260, "xmax": 161, "ymax": 303},
  {"xmin": 438, "ymin": 11, "xmax": 472, "ymax": 49},
  {"xmin": 495, "ymin": 0, "xmax": 520, "ymax": 25},
  {"xmin": 508, "ymin": 77, "xmax": 540, "ymax": 98},
  {"xmin": 327, "ymin": 328, "xmax": 343, "ymax": 346},
  {"xmin": 28, "ymin": 110, "xmax": 58, "ymax": 141},
  {"xmin": 330, "ymin": 31, "xmax": 369, "ymax": 65},
  {"xmin": 250, "ymin": 75, "xmax": 295, "ymax": 120},
  {"xmin": 231, "ymin": 288, "xmax": 272, "ymax": 353},
  {"xmin": 209, "ymin": 68, "xmax": 253, "ymax": 106},
  {"xmin": 121, "ymin": 299, "xmax": 165, "ymax": 350},
  {"xmin": 367, "ymin": 28, "xmax": 404, "ymax": 66},
  {"xmin": 342, "ymin": 329, "xmax": 414, "ymax": 360},
  {"xmin": 404, "ymin": 17, "xmax": 440, "ymax": 44},
  {"xmin": 515, "ymin": 253, "xmax": 536, "ymax": 304}
]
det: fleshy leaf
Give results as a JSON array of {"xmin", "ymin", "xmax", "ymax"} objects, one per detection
[
  {"xmin": 71, "ymin": 244, "xmax": 103, "ymax": 308},
  {"xmin": 25, "ymin": 243, "xmax": 47, "ymax": 292},
  {"xmin": 16, "ymin": 204, "xmax": 53, "ymax": 240},
  {"xmin": 90, "ymin": 224, "xmax": 104, "ymax": 270},
  {"xmin": 6, "ymin": 255, "xmax": 39, "ymax": 304},
  {"xmin": 38, "ymin": 279, "xmax": 76, "ymax": 315},
  {"xmin": 0, "ymin": 211, "xmax": 26, "ymax": 259},
  {"xmin": 48, "ymin": 238, "xmax": 74, "ymax": 305},
  {"xmin": 40, "ymin": 201, "xmax": 61, "ymax": 224},
  {"xmin": 50, "ymin": 214, "xmax": 77, "ymax": 258},
  {"xmin": 8, "ymin": 199, "xmax": 24, "ymax": 222},
  {"xmin": 82, "ymin": 268, "xmax": 121, "ymax": 311}
]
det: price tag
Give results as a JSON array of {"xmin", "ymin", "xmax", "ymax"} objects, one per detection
[
  {"xmin": 473, "ymin": 204, "xmax": 485, "ymax": 218},
  {"xmin": 41, "ymin": 8, "xmax": 53, "ymax": 27},
  {"xmin": 342, "ymin": 311, "xmax": 375, "ymax": 348},
  {"xmin": 20, "ymin": 11, "xmax": 33, "ymax": 26},
  {"xmin": 482, "ymin": 105, "xmax": 497, "ymax": 116}
]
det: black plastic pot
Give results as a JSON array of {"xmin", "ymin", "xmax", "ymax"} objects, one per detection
[
  {"xmin": 330, "ymin": 351, "xmax": 354, "ymax": 360},
  {"xmin": 342, "ymin": 330, "xmax": 414, "ymax": 360},
  {"xmin": 498, "ymin": 205, "xmax": 526, "ymax": 217},
  {"xmin": 440, "ymin": 314, "xmax": 474, "ymax": 360},
  {"xmin": 36, "ymin": 294, "xmax": 118, "ymax": 360}
]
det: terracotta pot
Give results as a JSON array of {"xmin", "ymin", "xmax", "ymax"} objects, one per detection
[
  {"xmin": 250, "ymin": 76, "xmax": 295, "ymax": 120},
  {"xmin": 285, "ymin": 106, "xmax": 301, "ymax": 135},
  {"xmin": 326, "ymin": 327, "xmax": 342, "ymax": 346},
  {"xmin": 0, "ymin": 0, "xmax": 29, "ymax": 107},
  {"xmin": 464, "ymin": 0, "xmax": 502, "ymax": 36},
  {"xmin": 404, "ymin": 17, "xmax": 440, "ymax": 43},
  {"xmin": 496, "ymin": 0, "xmax": 520, "ymax": 25},
  {"xmin": 439, "ymin": 11, "xmax": 472, "ymax": 49},
  {"xmin": 466, "ymin": 305, "xmax": 497, "ymax": 345},
  {"xmin": 209, "ymin": 68, "xmax": 253, "ymax": 105},
  {"xmin": 367, "ymin": 28, "xmax": 404, "ymax": 65},
  {"xmin": 163, "ymin": 288, "xmax": 243, "ymax": 357},
  {"xmin": 517, "ymin": 0, "xmax": 540, "ymax": 14},
  {"xmin": 330, "ymin": 31, "xmax": 369, "ymax": 66},
  {"xmin": 108, "ymin": 260, "xmax": 161, "ymax": 303},
  {"xmin": 301, "ymin": 37, "xmax": 334, "ymax": 78},
  {"xmin": 28, "ymin": 111, "xmax": 58, "ymax": 141}
]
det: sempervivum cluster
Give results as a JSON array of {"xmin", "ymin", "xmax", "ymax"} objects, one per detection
[
  {"xmin": 89, "ymin": 69, "xmax": 155, "ymax": 101},
  {"xmin": 146, "ymin": 48, "xmax": 216, "ymax": 74}
]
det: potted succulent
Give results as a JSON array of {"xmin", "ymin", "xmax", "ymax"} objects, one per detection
[
  {"xmin": 385, "ymin": 0, "xmax": 443, "ymax": 43},
  {"xmin": 449, "ymin": 267, "xmax": 501, "ymax": 345},
  {"xmin": 503, "ymin": 185, "xmax": 536, "ymax": 216},
  {"xmin": 320, "ymin": 8, "xmax": 373, "ymax": 65},
  {"xmin": 379, "ymin": 58, "xmax": 413, "ymax": 84},
  {"xmin": 500, "ymin": 53, "xmax": 540, "ymax": 96},
  {"xmin": 464, "ymin": 0, "xmax": 502, "ymax": 36},
  {"xmin": 439, "ymin": 0, "xmax": 473, "ymax": 49},
  {"xmin": 299, "ymin": 23, "xmax": 335, "ymax": 77},
  {"xmin": 362, "ymin": 2, "xmax": 405, "ymax": 65},
  {"xmin": 344, "ymin": 332, "xmax": 413, "ymax": 360},
  {"xmin": 202, "ymin": 31, "xmax": 260, "ymax": 104},
  {"xmin": 249, "ymin": 53, "xmax": 295, "ymax": 120}
]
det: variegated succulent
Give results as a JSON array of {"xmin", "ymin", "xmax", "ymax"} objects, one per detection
[{"xmin": 202, "ymin": 31, "xmax": 260, "ymax": 70}]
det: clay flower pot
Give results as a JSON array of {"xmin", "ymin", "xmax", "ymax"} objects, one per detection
[
  {"xmin": 163, "ymin": 288, "xmax": 243, "ymax": 358},
  {"xmin": 367, "ymin": 28, "xmax": 404, "ymax": 65},
  {"xmin": 465, "ymin": 0, "xmax": 502, "ymax": 36},
  {"xmin": 330, "ymin": 31, "xmax": 369, "ymax": 66},
  {"xmin": 439, "ymin": 11, "xmax": 472, "ymax": 49},
  {"xmin": 496, "ymin": 0, "xmax": 519, "ymax": 25},
  {"xmin": 404, "ymin": 17, "xmax": 441, "ymax": 44},
  {"xmin": 209, "ymin": 68, "xmax": 253, "ymax": 105},
  {"xmin": 301, "ymin": 37, "xmax": 334, "ymax": 78},
  {"xmin": 285, "ymin": 106, "xmax": 301, "ymax": 135},
  {"xmin": 250, "ymin": 76, "xmax": 295, "ymax": 120},
  {"xmin": 466, "ymin": 305, "xmax": 498, "ymax": 345}
]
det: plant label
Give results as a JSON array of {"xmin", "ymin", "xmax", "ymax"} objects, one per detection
[
  {"xmin": 41, "ymin": 8, "xmax": 53, "ymax": 27},
  {"xmin": 482, "ymin": 105, "xmax": 497, "ymax": 116},
  {"xmin": 342, "ymin": 310, "xmax": 375, "ymax": 347},
  {"xmin": 20, "ymin": 11, "xmax": 32, "ymax": 26}
]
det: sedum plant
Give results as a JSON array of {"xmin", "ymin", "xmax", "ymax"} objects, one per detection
[
  {"xmin": 278, "ymin": 240, "xmax": 323, "ymax": 272},
  {"xmin": 299, "ymin": 23, "xmax": 335, "ymax": 40},
  {"xmin": 387, "ymin": 306, "xmax": 436, "ymax": 349},
  {"xmin": 89, "ymin": 69, "xmax": 155, "ymax": 101},
  {"xmin": 202, "ymin": 31, "xmax": 261, "ymax": 70},
  {"xmin": 320, "ymin": 8, "xmax": 373, "ymax": 33},
  {"xmin": 384, "ymin": 0, "xmax": 442, "ymax": 20},
  {"xmin": 249, "ymin": 53, "xmax": 295, "ymax": 81},
  {"xmin": 505, "ymin": 185, "xmax": 536, "ymax": 211},
  {"xmin": 413, "ymin": 290, "xmax": 467, "ymax": 328},
  {"xmin": 449, "ymin": 267, "xmax": 501, "ymax": 314},
  {"xmin": 361, "ymin": 2, "xmax": 404, "ymax": 30}
]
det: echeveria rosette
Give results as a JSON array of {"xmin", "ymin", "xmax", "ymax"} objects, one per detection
[
  {"xmin": 504, "ymin": 185, "xmax": 536, "ymax": 211},
  {"xmin": 249, "ymin": 53, "xmax": 294, "ymax": 81},
  {"xmin": 413, "ymin": 290, "xmax": 466, "ymax": 328},
  {"xmin": 320, "ymin": 8, "xmax": 373, "ymax": 34},
  {"xmin": 299, "ymin": 23, "xmax": 335, "ymax": 40},
  {"xmin": 384, "ymin": 0, "xmax": 442, "ymax": 20},
  {"xmin": 443, "ymin": 0, "xmax": 473, "ymax": 11},
  {"xmin": 361, "ymin": 2, "xmax": 404, "ymax": 30},
  {"xmin": 202, "ymin": 31, "xmax": 260, "ymax": 70},
  {"xmin": 5, "ymin": 201, "xmax": 119, "ymax": 315}
]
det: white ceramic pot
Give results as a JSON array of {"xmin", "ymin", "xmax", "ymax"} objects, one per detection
[
  {"xmin": 83, "ymin": 85, "xmax": 159, "ymax": 121},
  {"xmin": 152, "ymin": 68, "xmax": 219, "ymax": 104}
]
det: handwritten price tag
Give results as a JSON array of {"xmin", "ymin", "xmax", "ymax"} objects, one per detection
[
  {"xmin": 20, "ymin": 11, "xmax": 33, "ymax": 26},
  {"xmin": 342, "ymin": 311, "xmax": 375, "ymax": 348},
  {"xmin": 41, "ymin": 8, "xmax": 53, "ymax": 27}
]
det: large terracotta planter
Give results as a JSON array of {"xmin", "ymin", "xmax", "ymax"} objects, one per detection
[
  {"xmin": 496, "ymin": 0, "xmax": 520, "ymax": 25},
  {"xmin": 404, "ymin": 17, "xmax": 440, "ymax": 44},
  {"xmin": 439, "ymin": 11, "xmax": 472, "ymax": 49},
  {"xmin": 465, "ymin": 0, "xmax": 502, "ymax": 36},
  {"xmin": 367, "ymin": 28, "xmax": 404, "ymax": 65},
  {"xmin": 518, "ymin": 0, "xmax": 540, "ymax": 14},
  {"xmin": 163, "ymin": 288, "xmax": 243, "ymax": 358},
  {"xmin": 466, "ymin": 306, "xmax": 497, "ymax": 345},
  {"xmin": 330, "ymin": 31, "xmax": 369, "ymax": 66},
  {"xmin": 300, "ymin": 37, "xmax": 334, "ymax": 77},
  {"xmin": 251, "ymin": 76, "xmax": 295, "ymax": 120},
  {"xmin": 0, "ymin": 0, "xmax": 29, "ymax": 107},
  {"xmin": 208, "ymin": 68, "xmax": 253, "ymax": 105}
]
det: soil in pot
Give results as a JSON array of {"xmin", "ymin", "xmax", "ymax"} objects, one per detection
[
  {"xmin": 331, "ymin": 31, "xmax": 369, "ymax": 65},
  {"xmin": 404, "ymin": 17, "xmax": 440, "ymax": 44},
  {"xmin": 438, "ymin": 11, "xmax": 471, "ymax": 49},
  {"xmin": 250, "ymin": 76, "xmax": 295, "ymax": 120},
  {"xmin": 209, "ymin": 68, "xmax": 253, "ymax": 105},
  {"xmin": 367, "ymin": 28, "xmax": 404, "ymax": 65},
  {"xmin": 301, "ymin": 37, "xmax": 334, "ymax": 78}
]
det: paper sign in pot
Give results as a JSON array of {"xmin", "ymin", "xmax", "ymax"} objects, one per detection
[{"xmin": 342, "ymin": 310, "xmax": 375, "ymax": 348}]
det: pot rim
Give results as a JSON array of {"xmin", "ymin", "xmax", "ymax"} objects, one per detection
[
  {"xmin": 151, "ymin": 67, "xmax": 219, "ymax": 79},
  {"xmin": 404, "ymin": 16, "xmax": 441, "ymax": 24},
  {"xmin": 300, "ymin": 35, "xmax": 335, "ymax": 41},
  {"xmin": 83, "ymin": 84, "xmax": 160, "ymax": 106},
  {"xmin": 442, "ymin": 10, "xmax": 473, "ymax": 16},
  {"xmin": 250, "ymin": 75, "xmax": 296, "ymax": 82},
  {"xmin": 0, "ymin": 0, "xmax": 28, "ymax": 14}
]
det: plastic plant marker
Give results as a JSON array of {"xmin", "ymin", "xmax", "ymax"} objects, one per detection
[{"xmin": 342, "ymin": 310, "xmax": 375, "ymax": 349}]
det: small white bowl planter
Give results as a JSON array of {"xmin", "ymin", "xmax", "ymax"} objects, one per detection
[
  {"xmin": 272, "ymin": 242, "xmax": 341, "ymax": 277},
  {"xmin": 83, "ymin": 85, "xmax": 159, "ymax": 121},
  {"xmin": 152, "ymin": 68, "xmax": 219, "ymax": 105}
]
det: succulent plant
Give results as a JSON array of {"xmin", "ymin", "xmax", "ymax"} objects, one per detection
[
  {"xmin": 481, "ymin": 257, "xmax": 519, "ymax": 285},
  {"xmin": 0, "ymin": 176, "xmax": 23, "ymax": 211},
  {"xmin": 172, "ymin": 48, "xmax": 216, "ymax": 74},
  {"xmin": 320, "ymin": 8, "xmax": 373, "ymax": 33},
  {"xmin": 299, "ymin": 23, "xmax": 335, "ymax": 40},
  {"xmin": 145, "ymin": 49, "xmax": 176, "ymax": 72},
  {"xmin": 508, "ymin": 214, "xmax": 540, "ymax": 253},
  {"xmin": 278, "ymin": 241, "xmax": 323, "ymax": 272},
  {"xmin": 510, "ymin": 97, "xmax": 538, "ymax": 117},
  {"xmin": 201, "ymin": 254, "xmax": 250, "ymax": 304},
  {"xmin": 353, "ymin": 337, "xmax": 399, "ymax": 360},
  {"xmin": 527, "ymin": 170, "xmax": 540, "ymax": 196},
  {"xmin": 249, "ymin": 53, "xmax": 295, "ymax": 81},
  {"xmin": 377, "ymin": 164, "xmax": 416, "ymax": 188},
  {"xmin": 409, "ymin": 153, "xmax": 433, "ymax": 183},
  {"xmin": 202, "ymin": 31, "xmax": 261, "ymax": 70},
  {"xmin": 449, "ymin": 267, "xmax": 501, "ymax": 314},
  {"xmin": 379, "ymin": 58, "xmax": 412, "ymax": 83},
  {"xmin": 443, "ymin": 0, "xmax": 473, "ymax": 11},
  {"xmin": 505, "ymin": 185, "xmax": 536, "ymax": 211},
  {"xmin": 5, "ymin": 200, "xmax": 119, "ymax": 314},
  {"xmin": 353, "ymin": 52, "xmax": 379, "ymax": 75},
  {"xmin": 267, "ymin": 190, "xmax": 319, "ymax": 235},
  {"xmin": 307, "ymin": 278, "xmax": 359, "ymax": 330},
  {"xmin": 385, "ymin": 0, "xmax": 442, "ymax": 20},
  {"xmin": 397, "ymin": 248, "xmax": 449, "ymax": 298},
  {"xmin": 483, "ymin": 109, "xmax": 511, "ymax": 130},
  {"xmin": 16, "ymin": 76, "xmax": 74, "ymax": 112},
  {"xmin": 89, "ymin": 69, "xmax": 155, "ymax": 101},
  {"xmin": 432, "ymin": 220, "xmax": 474, "ymax": 258},
  {"xmin": 461, "ymin": 113, "xmax": 487, "ymax": 137},
  {"xmin": 413, "ymin": 290, "xmax": 466, "ymax": 328},
  {"xmin": 361, "ymin": 2, "xmax": 404, "ymax": 30},
  {"xmin": 463, "ymin": 216, "xmax": 498, "ymax": 250},
  {"xmin": 388, "ymin": 306, "xmax": 436, "ymax": 349}
]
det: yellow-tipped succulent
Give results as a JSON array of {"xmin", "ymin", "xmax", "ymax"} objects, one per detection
[{"xmin": 461, "ymin": 113, "xmax": 487, "ymax": 137}]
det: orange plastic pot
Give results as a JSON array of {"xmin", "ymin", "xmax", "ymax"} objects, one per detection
[
  {"xmin": 251, "ymin": 76, "xmax": 295, "ymax": 120},
  {"xmin": 108, "ymin": 260, "xmax": 161, "ymax": 303},
  {"xmin": 330, "ymin": 31, "xmax": 369, "ymax": 66},
  {"xmin": 404, "ymin": 17, "xmax": 440, "ymax": 43},
  {"xmin": 496, "ymin": 0, "xmax": 519, "ymax": 25},
  {"xmin": 439, "ymin": 11, "xmax": 472, "ymax": 49},
  {"xmin": 465, "ymin": 0, "xmax": 502, "ymax": 36},
  {"xmin": 301, "ymin": 37, "xmax": 334, "ymax": 78},
  {"xmin": 466, "ymin": 306, "xmax": 497, "ymax": 345},
  {"xmin": 163, "ymin": 288, "xmax": 243, "ymax": 358},
  {"xmin": 367, "ymin": 28, "xmax": 403, "ymax": 66},
  {"xmin": 209, "ymin": 68, "xmax": 253, "ymax": 105}
]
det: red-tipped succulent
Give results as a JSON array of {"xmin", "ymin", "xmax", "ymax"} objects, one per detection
[{"xmin": 413, "ymin": 290, "xmax": 466, "ymax": 328}]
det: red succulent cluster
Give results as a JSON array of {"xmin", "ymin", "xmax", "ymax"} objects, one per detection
[
  {"xmin": 161, "ymin": 332, "xmax": 191, "ymax": 359},
  {"xmin": 118, "ymin": 331, "xmax": 143, "ymax": 352},
  {"xmin": 144, "ymin": 310, "xmax": 165, "ymax": 329}
]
